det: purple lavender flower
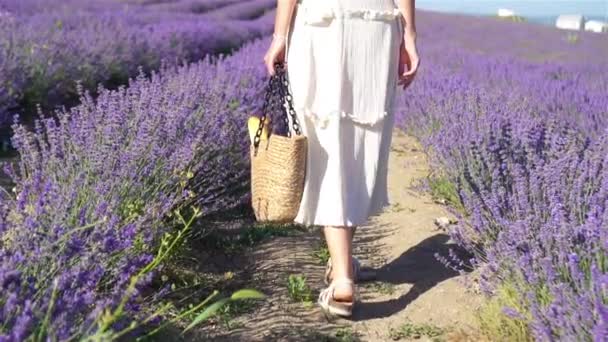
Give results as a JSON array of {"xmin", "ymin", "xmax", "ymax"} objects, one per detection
[{"xmin": 397, "ymin": 12, "xmax": 607, "ymax": 340}]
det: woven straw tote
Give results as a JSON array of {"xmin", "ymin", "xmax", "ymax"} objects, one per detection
[{"xmin": 250, "ymin": 63, "xmax": 307, "ymax": 222}]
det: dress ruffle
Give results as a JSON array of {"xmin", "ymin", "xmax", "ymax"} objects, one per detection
[
  {"xmin": 296, "ymin": 107, "xmax": 387, "ymax": 129},
  {"xmin": 299, "ymin": 5, "xmax": 402, "ymax": 26}
]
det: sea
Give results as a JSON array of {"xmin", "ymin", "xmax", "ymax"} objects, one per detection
[{"xmin": 416, "ymin": 0, "xmax": 608, "ymax": 26}]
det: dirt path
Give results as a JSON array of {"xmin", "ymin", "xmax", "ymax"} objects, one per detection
[{"xmin": 199, "ymin": 130, "xmax": 484, "ymax": 341}]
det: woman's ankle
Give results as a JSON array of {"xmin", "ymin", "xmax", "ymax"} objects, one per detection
[
  {"xmin": 331, "ymin": 278, "xmax": 354, "ymax": 301},
  {"xmin": 328, "ymin": 260, "xmax": 356, "ymax": 282}
]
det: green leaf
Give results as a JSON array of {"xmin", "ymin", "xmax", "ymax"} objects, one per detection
[
  {"xmin": 230, "ymin": 289, "xmax": 266, "ymax": 301},
  {"xmin": 183, "ymin": 298, "xmax": 230, "ymax": 333}
]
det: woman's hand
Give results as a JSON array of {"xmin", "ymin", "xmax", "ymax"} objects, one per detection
[
  {"xmin": 264, "ymin": 34, "xmax": 287, "ymax": 76},
  {"xmin": 398, "ymin": 33, "xmax": 420, "ymax": 90}
]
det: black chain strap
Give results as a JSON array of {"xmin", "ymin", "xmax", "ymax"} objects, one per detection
[
  {"xmin": 253, "ymin": 62, "xmax": 302, "ymax": 153},
  {"xmin": 277, "ymin": 64, "xmax": 302, "ymax": 138}
]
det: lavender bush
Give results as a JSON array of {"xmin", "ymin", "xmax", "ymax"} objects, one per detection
[
  {"xmin": 395, "ymin": 11, "xmax": 608, "ymax": 340},
  {"xmin": 0, "ymin": 38, "xmax": 270, "ymax": 340},
  {"xmin": 453, "ymin": 123, "xmax": 607, "ymax": 340}
]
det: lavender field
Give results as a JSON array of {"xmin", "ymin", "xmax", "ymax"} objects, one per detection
[
  {"xmin": 0, "ymin": 1, "xmax": 607, "ymax": 340},
  {"xmin": 0, "ymin": 0, "xmax": 275, "ymax": 129}
]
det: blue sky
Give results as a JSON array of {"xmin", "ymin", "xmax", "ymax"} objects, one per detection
[{"xmin": 416, "ymin": 0, "xmax": 608, "ymax": 20}]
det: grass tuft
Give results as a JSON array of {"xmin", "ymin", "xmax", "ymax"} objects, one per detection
[
  {"xmin": 334, "ymin": 327, "xmax": 361, "ymax": 342},
  {"xmin": 428, "ymin": 175, "xmax": 466, "ymax": 213},
  {"xmin": 312, "ymin": 241, "xmax": 331, "ymax": 265},
  {"xmin": 389, "ymin": 321, "xmax": 446, "ymax": 341},
  {"xmin": 477, "ymin": 282, "xmax": 533, "ymax": 342},
  {"xmin": 287, "ymin": 274, "xmax": 314, "ymax": 305}
]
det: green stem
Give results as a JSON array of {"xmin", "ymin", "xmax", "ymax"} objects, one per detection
[
  {"xmin": 85, "ymin": 208, "xmax": 199, "ymax": 339},
  {"xmin": 137, "ymin": 290, "xmax": 220, "ymax": 340},
  {"xmin": 36, "ymin": 278, "xmax": 59, "ymax": 342},
  {"xmin": 51, "ymin": 219, "xmax": 104, "ymax": 248},
  {"xmin": 110, "ymin": 303, "xmax": 173, "ymax": 341}
]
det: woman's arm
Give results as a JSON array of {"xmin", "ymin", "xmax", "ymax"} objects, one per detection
[
  {"xmin": 273, "ymin": 0, "xmax": 297, "ymax": 38},
  {"xmin": 396, "ymin": 0, "xmax": 420, "ymax": 89},
  {"xmin": 397, "ymin": 0, "xmax": 417, "ymax": 39},
  {"xmin": 264, "ymin": 0, "xmax": 297, "ymax": 75}
]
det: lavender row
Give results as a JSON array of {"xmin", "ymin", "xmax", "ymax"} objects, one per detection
[
  {"xmin": 203, "ymin": 0, "xmax": 276, "ymax": 20},
  {"xmin": 396, "ymin": 11, "xmax": 608, "ymax": 340},
  {"xmin": 0, "ymin": 37, "xmax": 270, "ymax": 340},
  {"xmin": 142, "ymin": 0, "xmax": 244, "ymax": 15},
  {"xmin": 0, "ymin": 0, "xmax": 242, "ymax": 16},
  {"xmin": 0, "ymin": 0, "xmax": 275, "ymax": 127}
]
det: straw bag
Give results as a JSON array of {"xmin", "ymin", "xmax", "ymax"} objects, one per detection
[{"xmin": 249, "ymin": 63, "xmax": 307, "ymax": 222}]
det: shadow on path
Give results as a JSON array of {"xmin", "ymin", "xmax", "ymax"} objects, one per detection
[{"xmin": 354, "ymin": 233, "xmax": 471, "ymax": 321}]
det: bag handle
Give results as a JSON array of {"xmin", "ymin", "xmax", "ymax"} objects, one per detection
[{"xmin": 253, "ymin": 62, "xmax": 302, "ymax": 153}]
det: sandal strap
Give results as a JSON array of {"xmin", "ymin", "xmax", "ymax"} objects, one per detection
[
  {"xmin": 332, "ymin": 278, "xmax": 354, "ymax": 296},
  {"xmin": 319, "ymin": 278, "xmax": 355, "ymax": 304},
  {"xmin": 318, "ymin": 286, "xmax": 333, "ymax": 304}
]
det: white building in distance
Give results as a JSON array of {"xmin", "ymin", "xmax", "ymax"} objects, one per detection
[
  {"xmin": 556, "ymin": 14, "xmax": 585, "ymax": 30},
  {"xmin": 497, "ymin": 8, "xmax": 515, "ymax": 17},
  {"xmin": 584, "ymin": 20, "xmax": 608, "ymax": 33}
]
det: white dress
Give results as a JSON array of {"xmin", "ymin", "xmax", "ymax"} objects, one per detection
[{"xmin": 285, "ymin": 0, "xmax": 403, "ymax": 227}]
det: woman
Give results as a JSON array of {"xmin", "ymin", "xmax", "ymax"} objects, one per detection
[{"xmin": 263, "ymin": 0, "xmax": 420, "ymax": 317}]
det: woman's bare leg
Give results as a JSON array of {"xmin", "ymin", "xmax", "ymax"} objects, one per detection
[
  {"xmin": 325, "ymin": 226, "xmax": 358, "ymax": 283},
  {"xmin": 324, "ymin": 226, "xmax": 356, "ymax": 300}
]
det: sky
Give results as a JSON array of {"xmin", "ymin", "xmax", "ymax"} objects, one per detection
[{"xmin": 416, "ymin": 0, "xmax": 608, "ymax": 23}]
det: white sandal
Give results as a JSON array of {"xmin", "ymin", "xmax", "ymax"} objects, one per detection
[
  {"xmin": 324, "ymin": 257, "xmax": 362, "ymax": 285},
  {"xmin": 318, "ymin": 278, "xmax": 357, "ymax": 317}
]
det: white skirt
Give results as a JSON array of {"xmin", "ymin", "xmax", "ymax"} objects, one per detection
[{"xmin": 285, "ymin": 0, "xmax": 403, "ymax": 227}]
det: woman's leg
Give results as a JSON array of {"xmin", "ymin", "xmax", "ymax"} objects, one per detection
[
  {"xmin": 324, "ymin": 225, "xmax": 355, "ymax": 300},
  {"xmin": 325, "ymin": 226, "xmax": 358, "ymax": 282}
]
